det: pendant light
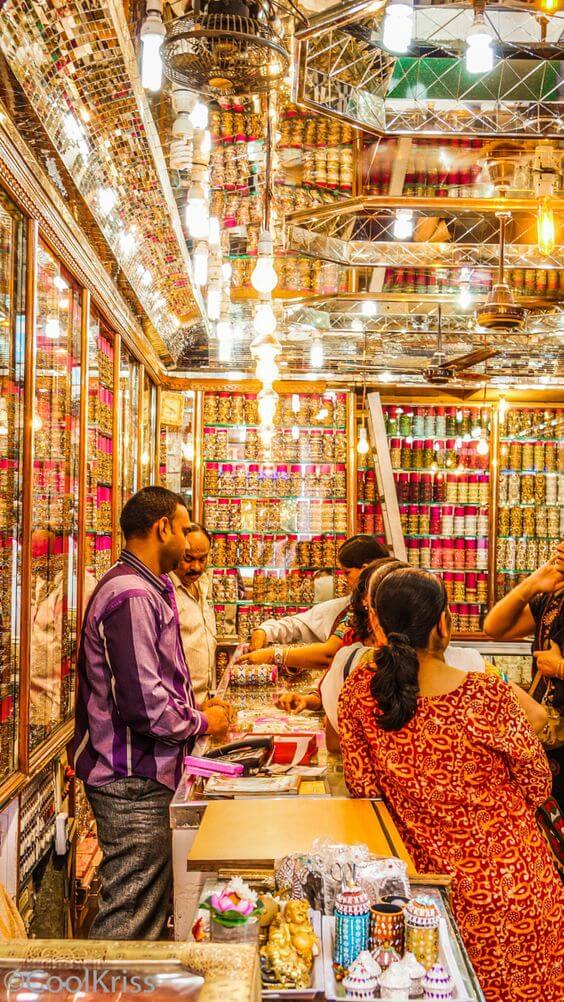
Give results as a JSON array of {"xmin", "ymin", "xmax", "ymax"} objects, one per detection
[
  {"xmin": 393, "ymin": 208, "xmax": 413, "ymax": 240},
  {"xmin": 466, "ymin": 6, "xmax": 495, "ymax": 74},
  {"xmin": 141, "ymin": 0, "xmax": 166, "ymax": 92},
  {"xmin": 186, "ymin": 182, "xmax": 209, "ymax": 239},
  {"xmin": 192, "ymin": 240, "xmax": 209, "ymax": 286},
  {"xmin": 251, "ymin": 92, "xmax": 278, "ymax": 295},
  {"xmin": 537, "ymin": 198, "xmax": 555, "ymax": 255},
  {"xmin": 258, "ymin": 388, "xmax": 278, "ymax": 427},
  {"xmin": 382, "ymin": 0, "xmax": 414, "ymax": 54},
  {"xmin": 253, "ymin": 299, "xmax": 277, "ymax": 337},
  {"xmin": 310, "ymin": 337, "xmax": 324, "ymax": 370}
]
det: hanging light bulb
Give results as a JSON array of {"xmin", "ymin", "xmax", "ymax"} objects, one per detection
[
  {"xmin": 258, "ymin": 388, "xmax": 278, "ymax": 426},
  {"xmin": 253, "ymin": 300, "xmax": 277, "ymax": 337},
  {"xmin": 141, "ymin": 0, "xmax": 165, "ymax": 92},
  {"xmin": 222, "ymin": 261, "xmax": 232, "ymax": 283},
  {"xmin": 539, "ymin": 0, "xmax": 557, "ymax": 11},
  {"xmin": 98, "ymin": 186, "xmax": 117, "ymax": 216},
  {"xmin": 476, "ymin": 436, "xmax": 489, "ymax": 456},
  {"xmin": 393, "ymin": 209, "xmax": 413, "ymax": 240},
  {"xmin": 382, "ymin": 0, "xmax": 414, "ymax": 54},
  {"xmin": 291, "ymin": 424, "xmax": 300, "ymax": 441},
  {"xmin": 357, "ymin": 425, "xmax": 370, "ymax": 455},
  {"xmin": 255, "ymin": 356, "xmax": 279, "ymax": 389},
  {"xmin": 218, "ymin": 338, "xmax": 232, "ymax": 363},
  {"xmin": 186, "ymin": 182, "xmax": 209, "ymax": 239},
  {"xmin": 310, "ymin": 338, "xmax": 324, "ymax": 370},
  {"xmin": 458, "ymin": 274, "xmax": 473, "ymax": 309},
  {"xmin": 361, "ymin": 300, "xmax": 377, "ymax": 317},
  {"xmin": 190, "ymin": 101, "xmax": 209, "ymax": 131},
  {"xmin": 537, "ymin": 198, "xmax": 555, "ymax": 255},
  {"xmin": 259, "ymin": 425, "xmax": 275, "ymax": 450},
  {"xmin": 466, "ymin": 13, "xmax": 495, "ymax": 74},
  {"xmin": 251, "ymin": 229, "xmax": 278, "ymax": 294},
  {"xmin": 193, "ymin": 241, "xmax": 209, "ymax": 287},
  {"xmin": 207, "ymin": 285, "xmax": 222, "ymax": 322},
  {"xmin": 351, "ymin": 317, "xmax": 364, "ymax": 334}
]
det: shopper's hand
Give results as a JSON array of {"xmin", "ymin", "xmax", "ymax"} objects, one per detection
[
  {"xmin": 235, "ymin": 647, "xmax": 275, "ymax": 665},
  {"xmin": 204, "ymin": 705, "xmax": 230, "ymax": 738},
  {"xmin": 528, "ymin": 550, "xmax": 564, "ymax": 596},
  {"xmin": 249, "ymin": 629, "xmax": 267, "ymax": 651},
  {"xmin": 201, "ymin": 697, "xmax": 233, "ymax": 718},
  {"xmin": 533, "ymin": 640, "xmax": 564, "ymax": 679},
  {"xmin": 276, "ymin": 692, "xmax": 321, "ymax": 714}
]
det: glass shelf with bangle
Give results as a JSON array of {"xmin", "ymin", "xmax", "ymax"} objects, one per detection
[
  {"xmin": 85, "ymin": 308, "xmax": 115, "ymax": 583},
  {"xmin": 496, "ymin": 404, "xmax": 564, "ymax": 600},
  {"xmin": 201, "ymin": 388, "xmax": 350, "ymax": 642},
  {"xmin": 382, "ymin": 401, "xmax": 493, "ymax": 634}
]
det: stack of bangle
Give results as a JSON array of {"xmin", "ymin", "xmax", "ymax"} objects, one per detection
[{"xmin": 273, "ymin": 645, "xmax": 300, "ymax": 677}]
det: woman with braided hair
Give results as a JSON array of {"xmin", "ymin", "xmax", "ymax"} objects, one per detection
[{"xmin": 338, "ymin": 567, "xmax": 563, "ymax": 1002}]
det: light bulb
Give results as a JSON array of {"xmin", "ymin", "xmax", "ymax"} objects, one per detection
[
  {"xmin": 207, "ymin": 285, "xmax": 222, "ymax": 322},
  {"xmin": 459, "ymin": 284, "xmax": 472, "ymax": 310},
  {"xmin": 141, "ymin": 4, "xmax": 165, "ymax": 92},
  {"xmin": 310, "ymin": 338, "xmax": 324, "ymax": 369},
  {"xmin": 255, "ymin": 357, "xmax": 279, "ymax": 389},
  {"xmin": 382, "ymin": 0, "xmax": 413, "ymax": 54},
  {"xmin": 119, "ymin": 229, "xmax": 136, "ymax": 256},
  {"xmin": 537, "ymin": 199, "xmax": 555, "ymax": 255},
  {"xmin": 393, "ymin": 208, "xmax": 413, "ymax": 240},
  {"xmin": 499, "ymin": 397, "xmax": 508, "ymax": 421},
  {"xmin": 253, "ymin": 301, "xmax": 277, "ymax": 337},
  {"xmin": 193, "ymin": 241, "xmax": 209, "ymax": 286},
  {"xmin": 476, "ymin": 437, "xmax": 489, "ymax": 456},
  {"xmin": 218, "ymin": 338, "xmax": 232, "ymax": 363},
  {"xmin": 172, "ymin": 113, "xmax": 194, "ymax": 140},
  {"xmin": 208, "ymin": 216, "xmax": 221, "ymax": 247},
  {"xmin": 217, "ymin": 318, "xmax": 233, "ymax": 343},
  {"xmin": 98, "ymin": 186, "xmax": 116, "ymax": 215},
  {"xmin": 186, "ymin": 183, "xmax": 209, "ymax": 239},
  {"xmin": 45, "ymin": 318, "xmax": 61, "ymax": 339},
  {"xmin": 361, "ymin": 300, "xmax": 377, "ymax": 317},
  {"xmin": 190, "ymin": 101, "xmax": 209, "ymax": 131},
  {"xmin": 258, "ymin": 389, "xmax": 278, "ymax": 426},
  {"xmin": 466, "ymin": 16, "xmax": 494, "ymax": 74},
  {"xmin": 357, "ymin": 426, "xmax": 370, "ymax": 455},
  {"xmin": 259, "ymin": 425, "xmax": 275, "ymax": 450},
  {"xmin": 251, "ymin": 230, "xmax": 278, "ymax": 294},
  {"xmin": 222, "ymin": 261, "xmax": 232, "ymax": 283},
  {"xmin": 351, "ymin": 317, "xmax": 364, "ymax": 334},
  {"xmin": 291, "ymin": 394, "xmax": 300, "ymax": 414}
]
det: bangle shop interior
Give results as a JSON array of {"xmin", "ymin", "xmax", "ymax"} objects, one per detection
[{"xmin": 0, "ymin": 1, "xmax": 562, "ymax": 1000}]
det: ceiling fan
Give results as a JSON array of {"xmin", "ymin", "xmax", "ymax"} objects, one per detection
[
  {"xmin": 476, "ymin": 211, "xmax": 525, "ymax": 331},
  {"xmin": 423, "ymin": 304, "xmax": 497, "ymax": 385}
]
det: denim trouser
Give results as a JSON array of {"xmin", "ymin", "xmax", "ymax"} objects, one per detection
[{"xmin": 85, "ymin": 777, "xmax": 173, "ymax": 940}]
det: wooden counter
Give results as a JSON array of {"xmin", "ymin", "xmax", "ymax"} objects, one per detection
[{"xmin": 187, "ymin": 797, "xmax": 415, "ymax": 873}]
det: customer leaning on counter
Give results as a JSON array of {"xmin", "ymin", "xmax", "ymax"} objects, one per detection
[
  {"xmin": 170, "ymin": 522, "xmax": 217, "ymax": 704},
  {"xmin": 238, "ymin": 534, "xmax": 389, "ymax": 673},
  {"xmin": 74, "ymin": 487, "xmax": 231, "ymax": 941}
]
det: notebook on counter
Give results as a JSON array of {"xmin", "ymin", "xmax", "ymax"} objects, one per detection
[{"xmin": 203, "ymin": 774, "xmax": 301, "ymax": 798}]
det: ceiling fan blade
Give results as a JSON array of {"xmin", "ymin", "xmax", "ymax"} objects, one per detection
[{"xmin": 449, "ymin": 348, "xmax": 498, "ymax": 371}]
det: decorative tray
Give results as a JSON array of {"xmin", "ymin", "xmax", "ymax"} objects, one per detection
[{"xmin": 321, "ymin": 915, "xmax": 473, "ymax": 1001}]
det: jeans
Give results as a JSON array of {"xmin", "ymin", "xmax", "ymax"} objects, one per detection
[{"xmin": 85, "ymin": 777, "xmax": 173, "ymax": 940}]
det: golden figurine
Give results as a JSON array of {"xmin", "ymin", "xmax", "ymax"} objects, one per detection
[
  {"xmin": 260, "ymin": 914, "xmax": 310, "ymax": 989},
  {"xmin": 284, "ymin": 899, "xmax": 320, "ymax": 969}
]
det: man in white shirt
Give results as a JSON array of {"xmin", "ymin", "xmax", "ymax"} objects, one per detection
[{"xmin": 170, "ymin": 523, "xmax": 217, "ymax": 703}]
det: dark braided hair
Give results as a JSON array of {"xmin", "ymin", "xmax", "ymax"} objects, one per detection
[
  {"xmin": 349, "ymin": 558, "xmax": 394, "ymax": 641},
  {"xmin": 371, "ymin": 568, "xmax": 448, "ymax": 731}
]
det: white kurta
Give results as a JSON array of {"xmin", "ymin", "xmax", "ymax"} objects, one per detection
[
  {"xmin": 171, "ymin": 571, "xmax": 217, "ymax": 705},
  {"xmin": 259, "ymin": 595, "xmax": 350, "ymax": 645}
]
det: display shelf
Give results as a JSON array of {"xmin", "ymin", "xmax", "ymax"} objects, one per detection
[
  {"xmin": 376, "ymin": 399, "xmax": 493, "ymax": 631},
  {"xmin": 119, "ymin": 346, "xmax": 140, "ymax": 508},
  {"xmin": 0, "ymin": 170, "xmax": 25, "ymax": 785},
  {"xmin": 85, "ymin": 309, "xmax": 115, "ymax": 583},
  {"xmin": 201, "ymin": 388, "xmax": 351, "ymax": 641},
  {"xmin": 29, "ymin": 241, "xmax": 82, "ymax": 756},
  {"xmin": 496, "ymin": 404, "xmax": 564, "ymax": 600}
]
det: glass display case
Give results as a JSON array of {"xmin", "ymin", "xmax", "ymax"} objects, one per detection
[
  {"xmin": 0, "ymin": 189, "xmax": 26, "ymax": 784},
  {"xmin": 200, "ymin": 388, "xmax": 350, "ymax": 641},
  {"xmin": 382, "ymin": 401, "xmax": 492, "ymax": 633},
  {"xmin": 496, "ymin": 404, "xmax": 563, "ymax": 598},
  {"xmin": 119, "ymin": 346, "xmax": 140, "ymax": 507},
  {"xmin": 159, "ymin": 389, "xmax": 195, "ymax": 509},
  {"xmin": 140, "ymin": 370, "xmax": 157, "ymax": 487},
  {"xmin": 29, "ymin": 241, "xmax": 82, "ymax": 753},
  {"xmin": 85, "ymin": 308, "xmax": 115, "ymax": 583}
]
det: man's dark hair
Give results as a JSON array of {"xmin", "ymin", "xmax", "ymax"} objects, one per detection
[
  {"xmin": 187, "ymin": 522, "xmax": 212, "ymax": 545},
  {"xmin": 120, "ymin": 486, "xmax": 186, "ymax": 540}
]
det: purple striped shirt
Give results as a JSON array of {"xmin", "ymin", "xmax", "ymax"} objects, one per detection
[{"xmin": 74, "ymin": 550, "xmax": 207, "ymax": 791}]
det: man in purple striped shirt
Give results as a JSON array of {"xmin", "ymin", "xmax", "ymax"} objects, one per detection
[{"xmin": 74, "ymin": 487, "xmax": 230, "ymax": 940}]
